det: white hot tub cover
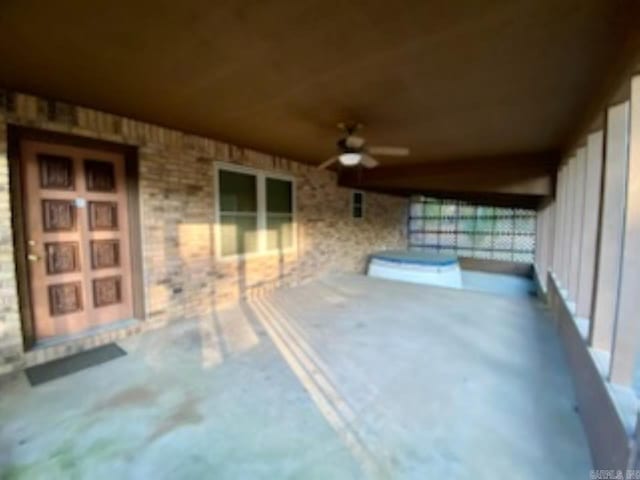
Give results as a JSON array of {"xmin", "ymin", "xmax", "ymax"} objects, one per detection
[{"xmin": 367, "ymin": 250, "xmax": 462, "ymax": 288}]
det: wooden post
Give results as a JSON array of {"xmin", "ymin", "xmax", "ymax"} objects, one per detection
[
  {"xmin": 545, "ymin": 203, "xmax": 555, "ymax": 281},
  {"xmin": 553, "ymin": 165, "xmax": 566, "ymax": 276},
  {"xmin": 610, "ymin": 76, "xmax": 640, "ymax": 385},
  {"xmin": 576, "ymin": 132, "xmax": 603, "ymax": 318},
  {"xmin": 569, "ymin": 148, "xmax": 587, "ymax": 301},
  {"xmin": 562, "ymin": 156, "xmax": 576, "ymax": 292},
  {"xmin": 591, "ymin": 103, "xmax": 629, "ymax": 352}
]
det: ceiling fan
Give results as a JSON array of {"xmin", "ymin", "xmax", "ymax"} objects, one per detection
[{"xmin": 317, "ymin": 123, "xmax": 410, "ymax": 170}]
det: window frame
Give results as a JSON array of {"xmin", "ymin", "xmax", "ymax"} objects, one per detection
[
  {"xmin": 351, "ymin": 190, "xmax": 365, "ymax": 219},
  {"xmin": 213, "ymin": 161, "xmax": 297, "ymax": 260}
]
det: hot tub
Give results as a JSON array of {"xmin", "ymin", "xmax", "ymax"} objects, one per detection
[{"xmin": 367, "ymin": 250, "xmax": 462, "ymax": 289}]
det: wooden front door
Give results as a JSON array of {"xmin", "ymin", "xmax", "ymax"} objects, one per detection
[{"xmin": 21, "ymin": 139, "xmax": 134, "ymax": 341}]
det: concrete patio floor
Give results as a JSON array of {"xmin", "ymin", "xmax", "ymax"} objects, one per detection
[{"xmin": 0, "ymin": 274, "xmax": 591, "ymax": 479}]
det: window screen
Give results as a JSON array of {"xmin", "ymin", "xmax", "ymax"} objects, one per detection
[
  {"xmin": 219, "ymin": 170, "xmax": 258, "ymax": 256},
  {"xmin": 266, "ymin": 178, "xmax": 294, "ymax": 250},
  {"xmin": 408, "ymin": 196, "xmax": 536, "ymax": 262}
]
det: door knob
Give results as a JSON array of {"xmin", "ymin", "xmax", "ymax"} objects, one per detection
[{"xmin": 27, "ymin": 254, "xmax": 41, "ymax": 262}]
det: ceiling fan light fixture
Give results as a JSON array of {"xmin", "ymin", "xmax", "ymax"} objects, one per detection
[{"xmin": 338, "ymin": 152, "xmax": 361, "ymax": 166}]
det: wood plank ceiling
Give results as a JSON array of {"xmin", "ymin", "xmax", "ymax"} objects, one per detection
[{"xmin": 0, "ymin": 0, "xmax": 638, "ymax": 205}]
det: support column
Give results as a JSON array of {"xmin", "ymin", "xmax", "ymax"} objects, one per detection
[
  {"xmin": 562, "ymin": 156, "xmax": 576, "ymax": 291},
  {"xmin": 541, "ymin": 206, "xmax": 550, "ymax": 286},
  {"xmin": 536, "ymin": 205, "xmax": 548, "ymax": 288},
  {"xmin": 591, "ymin": 103, "xmax": 629, "ymax": 351},
  {"xmin": 610, "ymin": 76, "xmax": 640, "ymax": 385},
  {"xmin": 569, "ymin": 148, "xmax": 587, "ymax": 301},
  {"xmin": 553, "ymin": 165, "xmax": 565, "ymax": 276},
  {"xmin": 546, "ymin": 203, "xmax": 555, "ymax": 279},
  {"xmin": 576, "ymin": 132, "xmax": 603, "ymax": 318},
  {"xmin": 535, "ymin": 209, "xmax": 543, "ymax": 271}
]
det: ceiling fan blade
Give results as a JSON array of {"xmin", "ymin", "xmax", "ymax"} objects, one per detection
[
  {"xmin": 317, "ymin": 156, "xmax": 338, "ymax": 169},
  {"xmin": 360, "ymin": 154, "xmax": 379, "ymax": 168},
  {"xmin": 367, "ymin": 146, "xmax": 410, "ymax": 156}
]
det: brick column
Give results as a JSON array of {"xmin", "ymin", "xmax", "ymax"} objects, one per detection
[{"xmin": 0, "ymin": 118, "xmax": 22, "ymax": 374}]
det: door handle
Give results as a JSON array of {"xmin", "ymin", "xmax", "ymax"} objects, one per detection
[{"xmin": 27, "ymin": 254, "xmax": 41, "ymax": 262}]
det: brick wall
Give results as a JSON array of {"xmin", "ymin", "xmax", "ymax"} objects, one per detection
[
  {"xmin": 0, "ymin": 92, "xmax": 407, "ymax": 374},
  {"xmin": 0, "ymin": 117, "xmax": 22, "ymax": 372}
]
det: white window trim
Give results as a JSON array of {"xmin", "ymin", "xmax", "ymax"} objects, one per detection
[
  {"xmin": 213, "ymin": 161, "xmax": 297, "ymax": 261},
  {"xmin": 352, "ymin": 190, "xmax": 365, "ymax": 219}
]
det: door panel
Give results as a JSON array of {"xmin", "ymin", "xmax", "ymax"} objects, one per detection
[
  {"xmin": 93, "ymin": 276, "xmax": 123, "ymax": 307},
  {"xmin": 90, "ymin": 240, "xmax": 120, "ymax": 269},
  {"xmin": 45, "ymin": 241, "xmax": 80, "ymax": 274},
  {"xmin": 88, "ymin": 201, "xmax": 119, "ymax": 230},
  {"xmin": 22, "ymin": 139, "xmax": 134, "ymax": 341},
  {"xmin": 84, "ymin": 159, "xmax": 116, "ymax": 192},
  {"xmin": 48, "ymin": 281, "xmax": 83, "ymax": 316},
  {"xmin": 42, "ymin": 199, "xmax": 77, "ymax": 231},
  {"xmin": 39, "ymin": 154, "xmax": 75, "ymax": 190}
]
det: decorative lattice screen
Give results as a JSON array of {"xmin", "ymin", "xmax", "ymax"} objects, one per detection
[{"xmin": 408, "ymin": 196, "xmax": 536, "ymax": 263}]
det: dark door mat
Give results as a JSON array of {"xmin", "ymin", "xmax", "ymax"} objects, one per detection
[{"xmin": 25, "ymin": 343, "xmax": 126, "ymax": 386}]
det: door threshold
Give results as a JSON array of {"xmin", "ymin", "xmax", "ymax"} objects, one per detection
[
  {"xmin": 32, "ymin": 319, "xmax": 141, "ymax": 350},
  {"xmin": 25, "ymin": 319, "xmax": 143, "ymax": 368}
]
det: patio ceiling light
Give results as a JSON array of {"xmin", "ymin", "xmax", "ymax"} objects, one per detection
[{"xmin": 338, "ymin": 152, "xmax": 361, "ymax": 166}]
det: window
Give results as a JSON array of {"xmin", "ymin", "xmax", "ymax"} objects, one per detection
[
  {"xmin": 216, "ymin": 164, "xmax": 295, "ymax": 257},
  {"xmin": 408, "ymin": 196, "xmax": 536, "ymax": 262},
  {"xmin": 266, "ymin": 178, "xmax": 293, "ymax": 250},
  {"xmin": 219, "ymin": 170, "xmax": 258, "ymax": 256},
  {"xmin": 352, "ymin": 191, "xmax": 364, "ymax": 218}
]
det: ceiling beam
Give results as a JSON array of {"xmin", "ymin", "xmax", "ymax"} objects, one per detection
[
  {"xmin": 349, "ymin": 186, "xmax": 545, "ymax": 209},
  {"xmin": 338, "ymin": 151, "xmax": 558, "ymax": 199},
  {"xmin": 344, "ymin": 152, "xmax": 557, "ymax": 181}
]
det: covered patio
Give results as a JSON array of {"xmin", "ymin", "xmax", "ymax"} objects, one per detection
[
  {"xmin": 0, "ymin": 274, "xmax": 590, "ymax": 479},
  {"xmin": 0, "ymin": 1, "xmax": 640, "ymax": 477}
]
